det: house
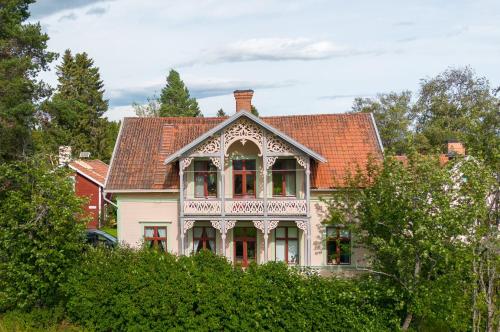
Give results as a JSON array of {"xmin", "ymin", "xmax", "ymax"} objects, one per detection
[
  {"xmin": 105, "ymin": 90, "xmax": 384, "ymax": 270},
  {"xmin": 60, "ymin": 148, "xmax": 110, "ymax": 229}
]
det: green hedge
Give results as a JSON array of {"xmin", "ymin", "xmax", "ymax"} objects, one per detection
[{"xmin": 64, "ymin": 248, "xmax": 400, "ymax": 331}]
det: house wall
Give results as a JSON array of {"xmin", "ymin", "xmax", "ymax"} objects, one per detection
[
  {"xmin": 74, "ymin": 173, "xmax": 101, "ymax": 229},
  {"xmin": 115, "ymin": 190, "xmax": 369, "ymax": 271},
  {"xmin": 116, "ymin": 193, "xmax": 179, "ymax": 253}
]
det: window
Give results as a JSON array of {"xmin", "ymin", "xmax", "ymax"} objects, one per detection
[
  {"xmin": 326, "ymin": 227, "xmax": 351, "ymax": 265},
  {"xmin": 194, "ymin": 160, "xmax": 217, "ymax": 198},
  {"xmin": 144, "ymin": 226, "xmax": 167, "ymax": 252},
  {"xmin": 272, "ymin": 159, "xmax": 296, "ymax": 197},
  {"xmin": 275, "ymin": 227, "xmax": 299, "ymax": 265},
  {"xmin": 193, "ymin": 226, "xmax": 216, "ymax": 253},
  {"xmin": 233, "ymin": 159, "xmax": 256, "ymax": 197}
]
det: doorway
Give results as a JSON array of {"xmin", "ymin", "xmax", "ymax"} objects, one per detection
[{"xmin": 234, "ymin": 227, "xmax": 257, "ymax": 267}]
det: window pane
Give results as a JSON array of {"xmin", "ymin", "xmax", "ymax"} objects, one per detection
[
  {"xmin": 275, "ymin": 227, "xmax": 285, "ymax": 238},
  {"xmin": 276, "ymin": 240, "xmax": 285, "ymax": 262},
  {"xmin": 340, "ymin": 229, "xmax": 350, "ymax": 238},
  {"xmin": 285, "ymin": 159, "xmax": 295, "ymax": 170},
  {"xmin": 326, "ymin": 227, "xmax": 336, "ymax": 237},
  {"xmin": 340, "ymin": 240, "xmax": 350, "ymax": 264},
  {"xmin": 272, "ymin": 173, "xmax": 283, "ymax": 196},
  {"xmin": 327, "ymin": 240, "xmax": 337, "ymax": 264},
  {"xmin": 285, "ymin": 172, "xmax": 296, "ymax": 196},
  {"xmin": 235, "ymin": 240, "xmax": 243, "ymax": 258},
  {"xmin": 246, "ymin": 174, "xmax": 255, "ymax": 195},
  {"xmin": 147, "ymin": 240, "xmax": 155, "ymax": 249},
  {"xmin": 208, "ymin": 162, "xmax": 217, "ymax": 172},
  {"xmin": 196, "ymin": 240, "xmax": 203, "ymax": 252},
  {"xmin": 246, "ymin": 160, "xmax": 256, "ymax": 170},
  {"xmin": 207, "ymin": 173, "xmax": 217, "ymax": 196},
  {"xmin": 288, "ymin": 227, "xmax": 298, "ymax": 238},
  {"xmin": 206, "ymin": 227, "xmax": 215, "ymax": 237},
  {"xmin": 208, "ymin": 240, "xmax": 215, "ymax": 253},
  {"xmin": 193, "ymin": 227, "xmax": 202, "ymax": 238},
  {"xmin": 157, "ymin": 227, "xmax": 167, "ymax": 238},
  {"xmin": 159, "ymin": 240, "xmax": 167, "ymax": 252},
  {"xmin": 247, "ymin": 241, "xmax": 256, "ymax": 261},
  {"xmin": 233, "ymin": 160, "xmax": 243, "ymax": 170},
  {"xmin": 195, "ymin": 174, "xmax": 205, "ymax": 197},
  {"xmin": 145, "ymin": 227, "xmax": 154, "ymax": 237},
  {"xmin": 288, "ymin": 239, "xmax": 299, "ymax": 264},
  {"xmin": 234, "ymin": 175, "xmax": 243, "ymax": 195},
  {"xmin": 272, "ymin": 159, "xmax": 283, "ymax": 170}
]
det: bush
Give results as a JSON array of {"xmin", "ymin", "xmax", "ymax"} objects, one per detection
[
  {"xmin": 64, "ymin": 248, "xmax": 400, "ymax": 331},
  {"xmin": 0, "ymin": 159, "xmax": 86, "ymax": 311}
]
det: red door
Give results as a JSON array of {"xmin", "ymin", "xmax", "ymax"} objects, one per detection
[{"xmin": 234, "ymin": 227, "xmax": 257, "ymax": 267}]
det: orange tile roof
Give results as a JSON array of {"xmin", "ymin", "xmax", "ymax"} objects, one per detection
[
  {"xmin": 69, "ymin": 159, "xmax": 109, "ymax": 186},
  {"xmin": 106, "ymin": 113, "xmax": 383, "ymax": 190}
]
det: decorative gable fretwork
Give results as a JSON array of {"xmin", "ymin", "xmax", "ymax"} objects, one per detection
[
  {"xmin": 223, "ymin": 119, "xmax": 264, "ymax": 156},
  {"xmin": 181, "ymin": 118, "xmax": 308, "ymax": 169}
]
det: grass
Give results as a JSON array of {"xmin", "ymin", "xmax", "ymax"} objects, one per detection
[{"xmin": 100, "ymin": 225, "xmax": 117, "ymax": 238}]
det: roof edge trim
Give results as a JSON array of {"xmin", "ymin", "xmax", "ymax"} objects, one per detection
[
  {"xmin": 104, "ymin": 119, "xmax": 125, "ymax": 189},
  {"xmin": 164, "ymin": 111, "xmax": 326, "ymax": 165}
]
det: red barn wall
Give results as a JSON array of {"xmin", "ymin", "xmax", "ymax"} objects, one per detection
[{"xmin": 74, "ymin": 173, "xmax": 101, "ymax": 229}]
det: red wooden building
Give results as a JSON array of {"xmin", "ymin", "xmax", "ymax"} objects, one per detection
[{"xmin": 68, "ymin": 159, "xmax": 109, "ymax": 229}]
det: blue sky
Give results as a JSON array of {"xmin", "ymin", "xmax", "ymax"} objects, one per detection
[{"xmin": 30, "ymin": 0, "xmax": 500, "ymax": 121}]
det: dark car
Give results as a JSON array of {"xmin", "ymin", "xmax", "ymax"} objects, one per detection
[{"xmin": 86, "ymin": 229, "xmax": 117, "ymax": 248}]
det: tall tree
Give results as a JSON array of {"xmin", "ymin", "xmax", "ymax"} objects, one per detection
[
  {"xmin": 133, "ymin": 94, "xmax": 161, "ymax": 117},
  {"xmin": 216, "ymin": 108, "xmax": 227, "ymax": 117},
  {"xmin": 0, "ymin": 0, "xmax": 56, "ymax": 161},
  {"xmin": 351, "ymin": 91, "xmax": 412, "ymax": 154},
  {"xmin": 250, "ymin": 105, "xmax": 259, "ymax": 117},
  {"xmin": 40, "ymin": 50, "xmax": 117, "ymax": 162},
  {"xmin": 159, "ymin": 69, "xmax": 202, "ymax": 117},
  {"xmin": 412, "ymin": 67, "xmax": 499, "ymax": 166}
]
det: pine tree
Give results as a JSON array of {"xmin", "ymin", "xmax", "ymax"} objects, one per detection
[
  {"xmin": 250, "ymin": 105, "xmax": 259, "ymax": 117},
  {"xmin": 40, "ymin": 50, "xmax": 117, "ymax": 162},
  {"xmin": 216, "ymin": 108, "xmax": 227, "ymax": 117},
  {"xmin": 159, "ymin": 69, "xmax": 202, "ymax": 117},
  {"xmin": 0, "ymin": 0, "xmax": 56, "ymax": 161}
]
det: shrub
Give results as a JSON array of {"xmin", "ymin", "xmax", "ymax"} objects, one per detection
[
  {"xmin": 64, "ymin": 248, "xmax": 400, "ymax": 331},
  {"xmin": 0, "ymin": 159, "xmax": 86, "ymax": 311}
]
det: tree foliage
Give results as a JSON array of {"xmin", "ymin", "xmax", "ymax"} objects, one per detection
[
  {"xmin": 323, "ymin": 154, "xmax": 492, "ymax": 330},
  {"xmin": 37, "ymin": 50, "xmax": 118, "ymax": 162},
  {"xmin": 0, "ymin": 0, "xmax": 56, "ymax": 161},
  {"xmin": 352, "ymin": 91, "xmax": 412, "ymax": 154},
  {"xmin": 216, "ymin": 108, "xmax": 227, "ymax": 117},
  {"xmin": 158, "ymin": 69, "xmax": 202, "ymax": 117},
  {"xmin": 133, "ymin": 94, "xmax": 161, "ymax": 117},
  {"xmin": 0, "ymin": 158, "xmax": 86, "ymax": 311}
]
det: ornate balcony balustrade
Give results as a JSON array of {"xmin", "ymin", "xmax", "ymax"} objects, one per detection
[{"xmin": 183, "ymin": 199, "xmax": 307, "ymax": 216}]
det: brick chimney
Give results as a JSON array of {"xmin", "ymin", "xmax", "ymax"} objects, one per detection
[
  {"xmin": 234, "ymin": 89, "xmax": 254, "ymax": 113},
  {"xmin": 447, "ymin": 140, "xmax": 465, "ymax": 156}
]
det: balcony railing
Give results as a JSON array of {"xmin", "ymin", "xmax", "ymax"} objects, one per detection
[{"xmin": 183, "ymin": 199, "xmax": 307, "ymax": 216}]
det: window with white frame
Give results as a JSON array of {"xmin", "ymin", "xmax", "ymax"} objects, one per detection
[{"xmin": 275, "ymin": 227, "xmax": 299, "ymax": 265}]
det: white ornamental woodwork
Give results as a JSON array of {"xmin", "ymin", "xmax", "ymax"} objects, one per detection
[
  {"xmin": 295, "ymin": 220, "xmax": 308, "ymax": 234},
  {"xmin": 209, "ymin": 157, "xmax": 222, "ymax": 170},
  {"xmin": 210, "ymin": 220, "xmax": 223, "ymax": 233},
  {"xmin": 180, "ymin": 157, "xmax": 193, "ymax": 170},
  {"xmin": 266, "ymin": 134, "xmax": 292, "ymax": 153},
  {"xmin": 225, "ymin": 220, "xmax": 237, "ymax": 231},
  {"xmin": 184, "ymin": 200, "xmax": 222, "ymax": 215},
  {"xmin": 224, "ymin": 119, "xmax": 264, "ymax": 156},
  {"xmin": 268, "ymin": 220, "xmax": 280, "ymax": 231},
  {"xmin": 183, "ymin": 219, "xmax": 195, "ymax": 233},
  {"xmin": 195, "ymin": 135, "xmax": 221, "ymax": 154},
  {"xmin": 252, "ymin": 220, "xmax": 265, "ymax": 233},
  {"xmin": 267, "ymin": 200, "xmax": 307, "ymax": 215},
  {"xmin": 294, "ymin": 155, "xmax": 308, "ymax": 168},
  {"xmin": 225, "ymin": 200, "xmax": 264, "ymax": 215},
  {"xmin": 265, "ymin": 156, "xmax": 278, "ymax": 169}
]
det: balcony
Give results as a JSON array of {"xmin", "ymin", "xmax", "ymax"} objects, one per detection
[{"xmin": 183, "ymin": 199, "xmax": 307, "ymax": 216}]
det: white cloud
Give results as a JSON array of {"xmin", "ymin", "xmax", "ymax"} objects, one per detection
[{"xmin": 181, "ymin": 38, "xmax": 373, "ymax": 65}]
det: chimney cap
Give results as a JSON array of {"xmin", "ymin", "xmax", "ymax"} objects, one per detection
[{"xmin": 233, "ymin": 89, "xmax": 254, "ymax": 94}]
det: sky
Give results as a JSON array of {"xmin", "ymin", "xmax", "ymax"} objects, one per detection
[{"xmin": 29, "ymin": 0, "xmax": 500, "ymax": 121}]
